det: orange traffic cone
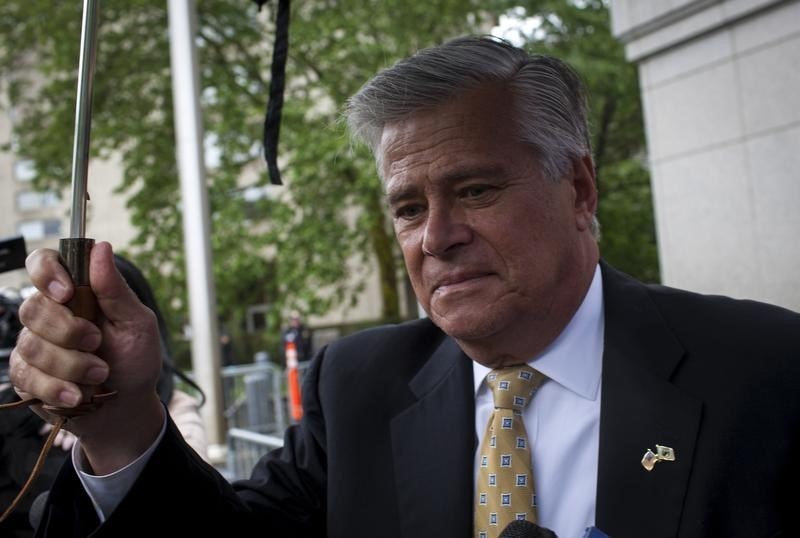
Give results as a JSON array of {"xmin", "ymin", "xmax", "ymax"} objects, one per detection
[{"xmin": 286, "ymin": 341, "xmax": 303, "ymax": 421}]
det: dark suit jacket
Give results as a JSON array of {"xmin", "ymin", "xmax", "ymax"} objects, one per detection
[{"xmin": 37, "ymin": 263, "xmax": 800, "ymax": 537}]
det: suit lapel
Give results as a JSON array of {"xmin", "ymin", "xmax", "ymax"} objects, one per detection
[
  {"xmin": 391, "ymin": 337, "xmax": 475, "ymax": 538},
  {"xmin": 596, "ymin": 264, "xmax": 702, "ymax": 537}
]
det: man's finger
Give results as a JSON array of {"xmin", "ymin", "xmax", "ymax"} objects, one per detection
[
  {"xmin": 9, "ymin": 349, "xmax": 85, "ymax": 408},
  {"xmin": 25, "ymin": 248, "xmax": 74, "ymax": 304},
  {"xmin": 18, "ymin": 296, "xmax": 102, "ymax": 352},
  {"xmin": 13, "ymin": 329, "xmax": 109, "ymax": 386}
]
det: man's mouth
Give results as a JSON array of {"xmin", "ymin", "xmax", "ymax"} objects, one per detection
[{"xmin": 432, "ymin": 272, "xmax": 492, "ymax": 294}]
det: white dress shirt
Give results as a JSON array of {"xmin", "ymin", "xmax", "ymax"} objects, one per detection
[
  {"xmin": 73, "ymin": 404, "xmax": 166, "ymax": 521},
  {"xmin": 473, "ymin": 264, "xmax": 604, "ymax": 538},
  {"xmin": 76, "ymin": 265, "xmax": 604, "ymax": 533}
]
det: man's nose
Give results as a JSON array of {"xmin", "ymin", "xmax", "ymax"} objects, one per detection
[{"xmin": 421, "ymin": 205, "xmax": 472, "ymax": 257}]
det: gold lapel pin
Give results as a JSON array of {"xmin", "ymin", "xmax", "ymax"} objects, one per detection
[{"xmin": 641, "ymin": 444, "xmax": 676, "ymax": 471}]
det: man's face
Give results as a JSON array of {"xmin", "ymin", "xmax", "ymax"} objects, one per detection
[{"xmin": 381, "ymin": 84, "xmax": 596, "ymax": 357}]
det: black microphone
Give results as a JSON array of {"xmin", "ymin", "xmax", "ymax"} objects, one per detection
[
  {"xmin": 499, "ymin": 519, "xmax": 559, "ymax": 538},
  {"xmin": 28, "ymin": 491, "xmax": 49, "ymax": 531}
]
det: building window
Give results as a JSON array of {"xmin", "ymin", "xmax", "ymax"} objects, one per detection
[
  {"xmin": 16, "ymin": 219, "xmax": 62, "ymax": 241},
  {"xmin": 16, "ymin": 190, "xmax": 60, "ymax": 211},
  {"xmin": 13, "ymin": 160, "xmax": 37, "ymax": 182}
]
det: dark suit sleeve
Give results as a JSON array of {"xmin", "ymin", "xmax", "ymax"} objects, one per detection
[{"xmin": 36, "ymin": 348, "xmax": 330, "ymax": 537}]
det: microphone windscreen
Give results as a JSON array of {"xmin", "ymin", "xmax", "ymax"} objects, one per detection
[{"xmin": 498, "ymin": 519, "xmax": 559, "ymax": 538}]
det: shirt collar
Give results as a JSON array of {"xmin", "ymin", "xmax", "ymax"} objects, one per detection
[{"xmin": 472, "ymin": 264, "xmax": 604, "ymax": 401}]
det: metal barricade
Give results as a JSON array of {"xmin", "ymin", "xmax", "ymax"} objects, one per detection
[
  {"xmin": 218, "ymin": 357, "xmax": 312, "ymax": 482},
  {"xmin": 220, "ymin": 359, "xmax": 286, "ymax": 434},
  {"xmin": 226, "ymin": 427, "xmax": 284, "ymax": 481}
]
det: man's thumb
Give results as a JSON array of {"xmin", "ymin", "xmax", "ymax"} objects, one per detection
[{"xmin": 89, "ymin": 242, "xmax": 143, "ymax": 323}]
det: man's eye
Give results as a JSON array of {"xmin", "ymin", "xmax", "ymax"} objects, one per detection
[
  {"xmin": 395, "ymin": 205, "xmax": 425, "ymax": 220},
  {"xmin": 461, "ymin": 185, "xmax": 492, "ymax": 198}
]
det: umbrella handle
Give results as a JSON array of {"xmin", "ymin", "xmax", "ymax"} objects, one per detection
[
  {"xmin": 53, "ymin": 236, "xmax": 117, "ymax": 418},
  {"xmin": 59, "ymin": 238, "xmax": 97, "ymax": 321}
]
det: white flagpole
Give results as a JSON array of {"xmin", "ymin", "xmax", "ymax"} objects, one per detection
[{"xmin": 167, "ymin": 0, "xmax": 225, "ymax": 452}]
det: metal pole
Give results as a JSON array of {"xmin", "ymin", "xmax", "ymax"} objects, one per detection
[
  {"xmin": 167, "ymin": 0, "xmax": 225, "ymax": 449},
  {"xmin": 69, "ymin": 0, "xmax": 100, "ymax": 240}
]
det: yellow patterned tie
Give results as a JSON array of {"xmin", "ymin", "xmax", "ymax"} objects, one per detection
[{"xmin": 474, "ymin": 365, "xmax": 547, "ymax": 538}]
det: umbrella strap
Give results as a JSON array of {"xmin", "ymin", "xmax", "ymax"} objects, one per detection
[
  {"xmin": 260, "ymin": 0, "xmax": 291, "ymax": 185},
  {"xmin": 0, "ymin": 390, "xmax": 118, "ymax": 523}
]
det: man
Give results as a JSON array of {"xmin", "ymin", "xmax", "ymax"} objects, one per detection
[
  {"xmin": 9, "ymin": 37, "xmax": 799, "ymax": 537},
  {"xmin": 281, "ymin": 311, "xmax": 311, "ymax": 363}
]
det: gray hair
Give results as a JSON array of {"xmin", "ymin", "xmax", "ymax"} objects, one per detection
[{"xmin": 345, "ymin": 36, "xmax": 593, "ymax": 184}]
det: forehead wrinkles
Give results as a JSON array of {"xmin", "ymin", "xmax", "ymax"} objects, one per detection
[{"xmin": 382, "ymin": 121, "xmax": 478, "ymax": 190}]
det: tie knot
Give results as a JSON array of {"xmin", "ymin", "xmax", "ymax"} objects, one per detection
[{"xmin": 486, "ymin": 365, "xmax": 545, "ymax": 410}]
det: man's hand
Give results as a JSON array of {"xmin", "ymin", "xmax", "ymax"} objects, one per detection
[{"xmin": 9, "ymin": 242, "xmax": 164, "ymax": 474}]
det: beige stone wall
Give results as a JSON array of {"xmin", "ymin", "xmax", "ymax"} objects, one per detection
[{"xmin": 610, "ymin": 0, "xmax": 800, "ymax": 311}]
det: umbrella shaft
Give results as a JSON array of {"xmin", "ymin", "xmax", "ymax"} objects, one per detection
[{"xmin": 69, "ymin": 0, "xmax": 100, "ymax": 239}]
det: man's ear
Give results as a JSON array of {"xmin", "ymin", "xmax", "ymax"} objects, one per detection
[{"xmin": 572, "ymin": 155, "xmax": 597, "ymax": 232}]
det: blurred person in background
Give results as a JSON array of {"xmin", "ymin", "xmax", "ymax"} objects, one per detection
[
  {"xmin": 281, "ymin": 311, "xmax": 311, "ymax": 364},
  {"xmin": 0, "ymin": 289, "xmax": 23, "ymax": 371}
]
